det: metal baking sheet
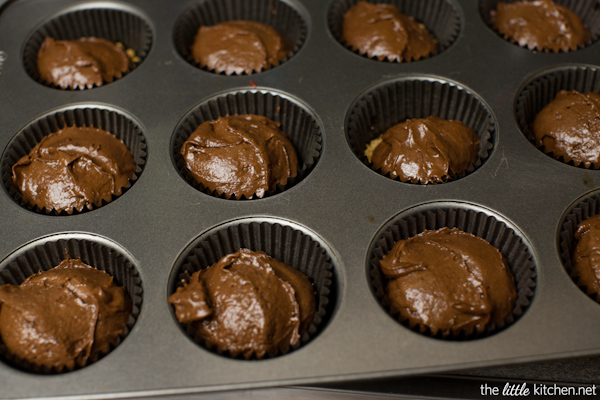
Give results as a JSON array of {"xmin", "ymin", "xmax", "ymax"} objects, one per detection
[{"xmin": 1, "ymin": 0, "xmax": 600, "ymax": 398}]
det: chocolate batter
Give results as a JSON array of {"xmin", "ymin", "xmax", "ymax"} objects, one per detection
[
  {"xmin": 492, "ymin": 0, "xmax": 590, "ymax": 52},
  {"xmin": 380, "ymin": 228, "xmax": 517, "ymax": 336},
  {"xmin": 342, "ymin": 1, "xmax": 437, "ymax": 62},
  {"xmin": 0, "ymin": 256, "xmax": 131, "ymax": 370},
  {"xmin": 169, "ymin": 248, "xmax": 315, "ymax": 358},
  {"xmin": 366, "ymin": 116, "xmax": 480, "ymax": 184},
  {"xmin": 37, "ymin": 37, "xmax": 130, "ymax": 89},
  {"xmin": 180, "ymin": 114, "xmax": 298, "ymax": 199},
  {"xmin": 573, "ymin": 214, "xmax": 600, "ymax": 295},
  {"xmin": 191, "ymin": 20, "xmax": 292, "ymax": 75},
  {"xmin": 12, "ymin": 126, "xmax": 136, "ymax": 213},
  {"xmin": 532, "ymin": 90, "xmax": 600, "ymax": 167}
]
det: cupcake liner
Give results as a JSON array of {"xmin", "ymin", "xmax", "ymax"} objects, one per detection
[
  {"xmin": 0, "ymin": 105, "xmax": 148, "ymax": 215},
  {"xmin": 168, "ymin": 219, "xmax": 336, "ymax": 360},
  {"xmin": 171, "ymin": 89, "xmax": 322, "ymax": 200},
  {"xmin": 23, "ymin": 4, "xmax": 153, "ymax": 89},
  {"xmin": 515, "ymin": 65, "xmax": 600, "ymax": 168},
  {"xmin": 173, "ymin": 0, "xmax": 306, "ymax": 75},
  {"xmin": 480, "ymin": 0, "xmax": 600, "ymax": 53},
  {"xmin": 368, "ymin": 203, "xmax": 537, "ymax": 340},
  {"xmin": 346, "ymin": 76, "xmax": 496, "ymax": 184},
  {"xmin": 558, "ymin": 191, "xmax": 600, "ymax": 303},
  {"xmin": 327, "ymin": 0, "xmax": 461, "ymax": 62},
  {"xmin": 0, "ymin": 233, "xmax": 143, "ymax": 374}
]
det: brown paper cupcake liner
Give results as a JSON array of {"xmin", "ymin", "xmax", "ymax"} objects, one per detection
[
  {"xmin": 559, "ymin": 190, "xmax": 600, "ymax": 303},
  {"xmin": 515, "ymin": 65, "xmax": 600, "ymax": 169},
  {"xmin": 368, "ymin": 202, "xmax": 537, "ymax": 340},
  {"xmin": 22, "ymin": 4, "xmax": 153, "ymax": 90},
  {"xmin": 0, "ymin": 233, "xmax": 143, "ymax": 374},
  {"xmin": 328, "ymin": 0, "xmax": 461, "ymax": 63},
  {"xmin": 346, "ymin": 76, "xmax": 496, "ymax": 184},
  {"xmin": 168, "ymin": 218, "xmax": 336, "ymax": 360},
  {"xmin": 0, "ymin": 105, "xmax": 148, "ymax": 215},
  {"xmin": 171, "ymin": 89, "xmax": 322, "ymax": 200},
  {"xmin": 173, "ymin": 0, "xmax": 306, "ymax": 76},
  {"xmin": 480, "ymin": 0, "xmax": 600, "ymax": 53}
]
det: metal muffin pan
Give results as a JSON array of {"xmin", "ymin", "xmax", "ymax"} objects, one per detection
[{"xmin": 1, "ymin": 0, "xmax": 600, "ymax": 398}]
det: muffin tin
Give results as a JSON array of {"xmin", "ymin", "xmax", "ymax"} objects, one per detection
[{"xmin": 1, "ymin": 0, "xmax": 600, "ymax": 398}]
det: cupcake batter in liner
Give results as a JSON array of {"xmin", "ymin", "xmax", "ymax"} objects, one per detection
[
  {"xmin": 23, "ymin": 5, "xmax": 152, "ymax": 89},
  {"xmin": 368, "ymin": 204, "xmax": 536, "ymax": 340},
  {"xmin": 328, "ymin": 0, "xmax": 461, "ymax": 63},
  {"xmin": 346, "ymin": 77, "xmax": 495, "ymax": 184},
  {"xmin": 171, "ymin": 90, "xmax": 322, "ymax": 200},
  {"xmin": 480, "ymin": 0, "xmax": 600, "ymax": 53},
  {"xmin": 168, "ymin": 219, "xmax": 335, "ymax": 360},
  {"xmin": 559, "ymin": 191, "xmax": 600, "ymax": 303},
  {"xmin": 0, "ymin": 235, "xmax": 142, "ymax": 374},
  {"xmin": 515, "ymin": 65, "xmax": 600, "ymax": 169},
  {"xmin": 173, "ymin": 0, "xmax": 306, "ymax": 75},
  {"xmin": 1, "ymin": 106, "xmax": 147, "ymax": 215}
]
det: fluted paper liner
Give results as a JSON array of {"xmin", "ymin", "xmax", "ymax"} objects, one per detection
[
  {"xmin": 168, "ymin": 220, "xmax": 335, "ymax": 360},
  {"xmin": 368, "ymin": 204, "xmax": 536, "ymax": 340},
  {"xmin": 515, "ymin": 65, "xmax": 600, "ymax": 168},
  {"xmin": 328, "ymin": 0, "xmax": 461, "ymax": 62},
  {"xmin": 0, "ymin": 106, "xmax": 148, "ymax": 215},
  {"xmin": 0, "ymin": 234, "xmax": 143, "ymax": 374},
  {"xmin": 23, "ymin": 5, "xmax": 153, "ymax": 89},
  {"xmin": 559, "ymin": 191, "xmax": 600, "ymax": 303},
  {"xmin": 346, "ymin": 77, "xmax": 495, "ymax": 184},
  {"xmin": 174, "ymin": 0, "xmax": 306, "ymax": 75},
  {"xmin": 480, "ymin": 0, "xmax": 600, "ymax": 53},
  {"xmin": 171, "ymin": 90, "xmax": 322, "ymax": 200}
]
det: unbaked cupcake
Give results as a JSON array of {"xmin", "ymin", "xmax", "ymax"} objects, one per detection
[
  {"xmin": 0, "ymin": 254, "xmax": 132, "ymax": 372},
  {"xmin": 341, "ymin": 1, "xmax": 437, "ymax": 62},
  {"xmin": 23, "ymin": 6, "xmax": 152, "ymax": 89},
  {"xmin": 179, "ymin": 114, "xmax": 298, "ymax": 199},
  {"xmin": 364, "ymin": 116, "xmax": 480, "ymax": 184},
  {"xmin": 368, "ymin": 204, "xmax": 536, "ymax": 340},
  {"xmin": 169, "ymin": 248, "xmax": 315, "ymax": 358},
  {"xmin": 11, "ymin": 126, "xmax": 136, "ymax": 213},
  {"xmin": 380, "ymin": 227, "xmax": 517, "ymax": 336},
  {"xmin": 168, "ymin": 219, "xmax": 335, "ymax": 359},
  {"xmin": 491, "ymin": 0, "xmax": 590, "ymax": 52},
  {"xmin": 532, "ymin": 90, "xmax": 600, "ymax": 168}
]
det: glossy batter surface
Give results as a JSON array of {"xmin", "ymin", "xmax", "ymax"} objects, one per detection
[
  {"xmin": 180, "ymin": 114, "xmax": 298, "ymax": 198},
  {"xmin": 191, "ymin": 20, "xmax": 291, "ymax": 75},
  {"xmin": 169, "ymin": 248, "xmax": 315, "ymax": 358},
  {"xmin": 12, "ymin": 126, "xmax": 136, "ymax": 213},
  {"xmin": 532, "ymin": 90, "xmax": 600, "ymax": 167},
  {"xmin": 0, "ymin": 257, "xmax": 131, "ymax": 370},
  {"xmin": 573, "ymin": 214, "xmax": 600, "ymax": 294},
  {"xmin": 37, "ymin": 37, "xmax": 130, "ymax": 89},
  {"xmin": 492, "ymin": 0, "xmax": 590, "ymax": 52},
  {"xmin": 342, "ymin": 1, "xmax": 437, "ymax": 62},
  {"xmin": 380, "ymin": 228, "xmax": 517, "ymax": 336},
  {"xmin": 367, "ymin": 116, "xmax": 479, "ymax": 184}
]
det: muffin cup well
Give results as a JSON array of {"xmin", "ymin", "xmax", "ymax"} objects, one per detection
[
  {"xmin": 168, "ymin": 218, "xmax": 336, "ymax": 360},
  {"xmin": 480, "ymin": 0, "xmax": 600, "ymax": 53},
  {"xmin": 173, "ymin": 0, "xmax": 307, "ymax": 75},
  {"xmin": 171, "ymin": 89, "xmax": 322, "ymax": 200},
  {"xmin": 23, "ymin": 3, "xmax": 153, "ymax": 89},
  {"xmin": 328, "ymin": 0, "xmax": 461, "ymax": 62},
  {"xmin": 559, "ymin": 191, "xmax": 600, "ymax": 303},
  {"xmin": 0, "ymin": 233, "xmax": 143, "ymax": 374},
  {"xmin": 368, "ymin": 202, "xmax": 536, "ymax": 340},
  {"xmin": 346, "ymin": 76, "xmax": 496, "ymax": 184},
  {"xmin": 1, "ymin": 105, "xmax": 148, "ymax": 215},
  {"xmin": 515, "ymin": 65, "xmax": 600, "ymax": 169}
]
